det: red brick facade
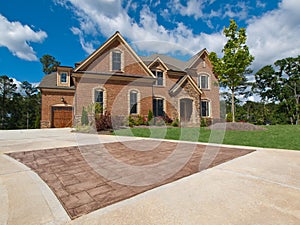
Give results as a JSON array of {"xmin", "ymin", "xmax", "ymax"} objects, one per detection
[{"xmin": 39, "ymin": 32, "xmax": 220, "ymax": 128}]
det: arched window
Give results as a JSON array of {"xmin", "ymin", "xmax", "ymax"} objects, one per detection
[
  {"xmin": 198, "ymin": 73, "xmax": 209, "ymax": 89},
  {"xmin": 93, "ymin": 87, "xmax": 106, "ymax": 113}
]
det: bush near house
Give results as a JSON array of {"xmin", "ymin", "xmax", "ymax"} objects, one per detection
[{"xmin": 95, "ymin": 111, "xmax": 112, "ymax": 131}]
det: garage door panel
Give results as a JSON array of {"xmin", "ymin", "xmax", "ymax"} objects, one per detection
[{"xmin": 52, "ymin": 107, "xmax": 73, "ymax": 128}]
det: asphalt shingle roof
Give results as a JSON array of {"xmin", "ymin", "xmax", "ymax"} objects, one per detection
[{"xmin": 38, "ymin": 73, "xmax": 75, "ymax": 90}]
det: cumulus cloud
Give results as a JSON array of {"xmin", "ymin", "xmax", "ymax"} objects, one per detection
[
  {"xmin": 247, "ymin": 0, "xmax": 300, "ymax": 71},
  {"xmin": 54, "ymin": 0, "xmax": 300, "ymax": 74},
  {"xmin": 54, "ymin": 0, "xmax": 226, "ymax": 57},
  {"xmin": 0, "ymin": 14, "xmax": 47, "ymax": 61}
]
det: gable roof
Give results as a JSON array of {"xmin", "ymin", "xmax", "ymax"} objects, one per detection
[
  {"xmin": 169, "ymin": 75, "xmax": 202, "ymax": 95},
  {"xmin": 186, "ymin": 48, "xmax": 209, "ymax": 68},
  {"xmin": 140, "ymin": 48, "xmax": 209, "ymax": 72},
  {"xmin": 74, "ymin": 32, "xmax": 155, "ymax": 78}
]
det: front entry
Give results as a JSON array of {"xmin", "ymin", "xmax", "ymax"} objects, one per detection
[
  {"xmin": 180, "ymin": 98, "xmax": 193, "ymax": 122},
  {"xmin": 52, "ymin": 106, "xmax": 73, "ymax": 128}
]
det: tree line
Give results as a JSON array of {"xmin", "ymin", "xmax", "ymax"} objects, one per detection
[
  {"xmin": 0, "ymin": 55, "xmax": 60, "ymax": 129},
  {"xmin": 0, "ymin": 76, "xmax": 41, "ymax": 129}
]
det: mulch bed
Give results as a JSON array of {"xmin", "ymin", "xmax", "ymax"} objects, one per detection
[{"xmin": 7, "ymin": 140, "xmax": 254, "ymax": 219}]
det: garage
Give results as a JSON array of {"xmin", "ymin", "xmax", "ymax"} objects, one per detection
[{"xmin": 52, "ymin": 106, "xmax": 73, "ymax": 128}]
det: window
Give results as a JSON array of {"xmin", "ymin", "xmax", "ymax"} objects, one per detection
[
  {"xmin": 198, "ymin": 74, "xmax": 209, "ymax": 89},
  {"xmin": 152, "ymin": 70, "xmax": 164, "ymax": 86},
  {"xmin": 153, "ymin": 98, "xmax": 164, "ymax": 117},
  {"xmin": 201, "ymin": 100, "xmax": 210, "ymax": 117},
  {"xmin": 95, "ymin": 90, "xmax": 104, "ymax": 107},
  {"xmin": 60, "ymin": 73, "xmax": 67, "ymax": 83},
  {"xmin": 130, "ymin": 91, "xmax": 138, "ymax": 114},
  {"xmin": 112, "ymin": 51, "xmax": 121, "ymax": 71}
]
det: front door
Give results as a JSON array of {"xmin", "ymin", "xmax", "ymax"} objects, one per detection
[
  {"xmin": 180, "ymin": 99, "xmax": 193, "ymax": 122},
  {"xmin": 52, "ymin": 106, "xmax": 73, "ymax": 128}
]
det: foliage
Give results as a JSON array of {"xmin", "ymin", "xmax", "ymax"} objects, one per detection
[
  {"xmin": 171, "ymin": 118, "xmax": 179, "ymax": 127},
  {"xmin": 81, "ymin": 107, "xmax": 89, "ymax": 126},
  {"xmin": 226, "ymin": 112, "xmax": 233, "ymax": 122},
  {"xmin": 0, "ymin": 76, "xmax": 40, "ymax": 129},
  {"xmin": 253, "ymin": 55, "xmax": 300, "ymax": 124},
  {"xmin": 147, "ymin": 110, "xmax": 153, "ymax": 125},
  {"xmin": 115, "ymin": 125, "xmax": 300, "ymax": 150},
  {"xmin": 209, "ymin": 19, "xmax": 254, "ymax": 122},
  {"xmin": 95, "ymin": 111, "xmax": 112, "ymax": 131},
  {"xmin": 128, "ymin": 115, "xmax": 147, "ymax": 127},
  {"xmin": 40, "ymin": 54, "xmax": 61, "ymax": 74},
  {"xmin": 163, "ymin": 114, "xmax": 173, "ymax": 124}
]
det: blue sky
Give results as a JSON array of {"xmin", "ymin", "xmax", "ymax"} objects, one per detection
[{"xmin": 0, "ymin": 0, "xmax": 299, "ymax": 84}]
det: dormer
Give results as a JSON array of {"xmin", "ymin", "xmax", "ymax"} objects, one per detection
[{"xmin": 57, "ymin": 66, "xmax": 73, "ymax": 87}]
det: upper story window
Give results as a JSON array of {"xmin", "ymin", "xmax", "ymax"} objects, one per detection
[
  {"xmin": 201, "ymin": 100, "xmax": 210, "ymax": 117},
  {"xmin": 129, "ymin": 90, "xmax": 138, "ymax": 114},
  {"xmin": 198, "ymin": 74, "xmax": 209, "ymax": 89},
  {"xmin": 112, "ymin": 51, "xmax": 122, "ymax": 71},
  {"xmin": 60, "ymin": 72, "xmax": 67, "ymax": 83},
  {"xmin": 152, "ymin": 70, "xmax": 164, "ymax": 86}
]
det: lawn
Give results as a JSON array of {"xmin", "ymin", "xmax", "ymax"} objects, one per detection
[{"xmin": 114, "ymin": 125, "xmax": 300, "ymax": 150}]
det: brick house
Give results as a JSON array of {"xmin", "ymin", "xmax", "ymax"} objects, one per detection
[{"xmin": 38, "ymin": 32, "xmax": 220, "ymax": 128}]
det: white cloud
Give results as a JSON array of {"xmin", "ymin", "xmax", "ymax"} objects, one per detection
[
  {"xmin": 55, "ymin": 0, "xmax": 226, "ymax": 57},
  {"xmin": 168, "ymin": 0, "xmax": 207, "ymax": 20},
  {"xmin": 0, "ymin": 14, "xmax": 47, "ymax": 61},
  {"xmin": 54, "ymin": 0, "xmax": 300, "ymax": 75},
  {"xmin": 223, "ymin": 2, "xmax": 249, "ymax": 20},
  {"xmin": 247, "ymin": 0, "xmax": 300, "ymax": 71}
]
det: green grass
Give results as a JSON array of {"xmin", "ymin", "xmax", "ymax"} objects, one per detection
[{"xmin": 114, "ymin": 125, "xmax": 300, "ymax": 150}]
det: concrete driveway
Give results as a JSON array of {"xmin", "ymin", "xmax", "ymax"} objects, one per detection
[{"xmin": 0, "ymin": 128, "xmax": 300, "ymax": 225}]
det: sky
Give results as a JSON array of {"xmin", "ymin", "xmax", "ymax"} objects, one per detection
[{"xmin": 0, "ymin": 0, "xmax": 300, "ymax": 84}]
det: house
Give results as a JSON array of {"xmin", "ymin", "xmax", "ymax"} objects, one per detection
[{"xmin": 38, "ymin": 32, "xmax": 220, "ymax": 128}]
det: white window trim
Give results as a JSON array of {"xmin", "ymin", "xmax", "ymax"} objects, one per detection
[
  {"xmin": 201, "ymin": 99, "xmax": 211, "ymax": 118},
  {"xmin": 198, "ymin": 73, "xmax": 210, "ymax": 90},
  {"xmin": 60, "ymin": 72, "xmax": 68, "ymax": 83},
  {"xmin": 152, "ymin": 70, "xmax": 165, "ymax": 87},
  {"xmin": 92, "ymin": 86, "xmax": 107, "ymax": 111},
  {"xmin": 110, "ymin": 49, "xmax": 124, "ymax": 72},
  {"xmin": 128, "ymin": 89, "xmax": 140, "ymax": 115}
]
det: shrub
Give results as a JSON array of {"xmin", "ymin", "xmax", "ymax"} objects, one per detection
[
  {"xmin": 95, "ymin": 111, "xmax": 112, "ymax": 131},
  {"xmin": 128, "ymin": 115, "xmax": 136, "ymax": 127},
  {"xmin": 163, "ymin": 114, "xmax": 173, "ymax": 124},
  {"xmin": 171, "ymin": 118, "xmax": 179, "ymax": 127},
  {"xmin": 147, "ymin": 110, "xmax": 154, "ymax": 125},
  {"xmin": 81, "ymin": 107, "xmax": 89, "ymax": 126},
  {"xmin": 201, "ymin": 118, "xmax": 207, "ymax": 127},
  {"xmin": 226, "ymin": 113, "xmax": 233, "ymax": 122}
]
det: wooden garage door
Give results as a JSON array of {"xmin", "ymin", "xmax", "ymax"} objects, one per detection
[{"xmin": 52, "ymin": 107, "xmax": 73, "ymax": 128}]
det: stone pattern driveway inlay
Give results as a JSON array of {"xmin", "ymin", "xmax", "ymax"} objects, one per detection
[{"xmin": 7, "ymin": 140, "xmax": 254, "ymax": 219}]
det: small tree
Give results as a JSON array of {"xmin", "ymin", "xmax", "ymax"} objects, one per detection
[
  {"xmin": 40, "ymin": 54, "xmax": 61, "ymax": 74},
  {"xmin": 81, "ymin": 107, "xmax": 89, "ymax": 126},
  {"xmin": 209, "ymin": 19, "xmax": 254, "ymax": 122}
]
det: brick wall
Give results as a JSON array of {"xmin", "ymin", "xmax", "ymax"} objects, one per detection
[{"xmin": 41, "ymin": 90, "xmax": 75, "ymax": 128}]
